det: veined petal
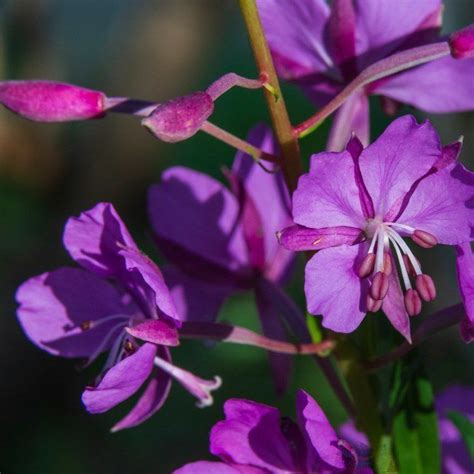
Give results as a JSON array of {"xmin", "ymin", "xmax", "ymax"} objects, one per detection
[
  {"xmin": 294, "ymin": 150, "xmax": 366, "ymax": 229},
  {"xmin": 16, "ymin": 267, "xmax": 134, "ymax": 358},
  {"xmin": 82, "ymin": 343, "xmax": 157, "ymax": 414},
  {"xmin": 398, "ymin": 162, "xmax": 474, "ymax": 245},
  {"xmin": 358, "ymin": 115, "xmax": 441, "ymax": 217},
  {"xmin": 456, "ymin": 243, "xmax": 474, "ymax": 343},
  {"xmin": 305, "ymin": 245, "xmax": 368, "ymax": 333}
]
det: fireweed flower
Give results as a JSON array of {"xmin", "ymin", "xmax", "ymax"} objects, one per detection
[
  {"xmin": 340, "ymin": 385, "xmax": 474, "ymax": 474},
  {"xmin": 15, "ymin": 203, "xmax": 221, "ymax": 431},
  {"xmin": 279, "ymin": 115, "xmax": 474, "ymax": 341},
  {"xmin": 258, "ymin": 0, "xmax": 474, "ymax": 149},
  {"xmin": 175, "ymin": 389, "xmax": 365, "ymax": 474},
  {"xmin": 456, "ymin": 243, "xmax": 474, "ymax": 343},
  {"xmin": 148, "ymin": 124, "xmax": 297, "ymax": 393}
]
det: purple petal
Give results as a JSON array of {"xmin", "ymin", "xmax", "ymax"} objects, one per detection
[
  {"xmin": 374, "ymin": 56, "xmax": 474, "ymax": 113},
  {"xmin": 126, "ymin": 319, "xmax": 179, "ymax": 346},
  {"xmin": 255, "ymin": 283, "xmax": 293, "ymax": 395},
  {"xmin": 63, "ymin": 202, "xmax": 137, "ymax": 278},
  {"xmin": 148, "ymin": 167, "xmax": 248, "ymax": 273},
  {"xmin": 278, "ymin": 224, "xmax": 363, "ymax": 252},
  {"xmin": 174, "ymin": 462, "xmax": 243, "ymax": 474},
  {"xmin": 0, "ymin": 80, "xmax": 106, "ymax": 121},
  {"xmin": 338, "ymin": 421, "xmax": 372, "ymax": 468},
  {"xmin": 111, "ymin": 348, "xmax": 172, "ymax": 431},
  {"xmin": 381, "ymin": 254, "xmax": 411, "ymax": 343},
  {"xmin": 456, "ymin": 243, "xmax": 474, "ymax": 343},
  {"xmin": 449, "ymin": 24, "xmax": 474, "ymax": 59},
  {"xmin": 257, "ymin": 0, "xmax": 332, "ymax": 80},
  {"xmin": 296, "ymin": 389, "xmax": 349, "ymax": 472},
  {"xmin": 142, "ymin": 92, "xmax": 213, "ymax": 143},
  {"xmin": 434, "ymin": 140, "xmax": 463, "ymax": 172},
  {"xmin": 354, "ymin": 0, "xmax": 441, "ymax": 67},
  {"xmin": 358, "ymin": 115, "xmax": 441, "ymax": 217},
  {"xmin": 294, "ymin": 150, "xmax": 366, "ymax": 229},
  {"xmin": 305, "ymin": 245, "xmax": 368, "ymax": 333},
  {"xmin": 210, "ymin": 399, "xmax": 296, "ymax": 472},
  {"xmin": 16, "ymin": 267, "xmax": 134, "ymax": 358},
  {"xmin": 398, "ymin": 162, "xmax": 474, "ymax": 244},
  {"xmin": 82, "ymin": 343, "xmax": 156, "ymax": 414},
  {"xmin": 327, "ymin": 92, "xmax": 369, "ymax": 151}
]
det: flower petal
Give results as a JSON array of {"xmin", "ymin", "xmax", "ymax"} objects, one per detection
[
  {"xmin": 148, "ymin": 167, "xmax": 248, "ymax": 272},
  {"xmin": 210, "ymin": 399, "xmax": 296, "ymax": 472},
  {"xmin": 82, "ymin": 343, "xmax": 156, "ymax": 414},
  {"xmin": 126, "ymin": 320, "xmax": 179, "ymax": 346},
  {"xmin": 358, "ymin": 115, "xmax": 441, "ymax": 217},
  {"xmin": 305, "ymin": 245, "xmax": 368, "ymax": 333},
  {"xmin": 174, "ymin": 462, "xmax": 243, "ymax": 474},
  {"xmin": 16, "ymin": 267, "xmax": 134, "ymax": 358},
  {"xmin": 456, "ymin": 243, "xmax": 474, "ymax": 343},
  {"xmin": 398, "ymin": 162, "xmax": 474, "ymax": 244},
  {"xmin": 374, "ymin": 56, "xmax": 474, "ymax": 113},
  {"xmin": 294, "ymin": 151, "xmax": 365, "ymax": 229}
]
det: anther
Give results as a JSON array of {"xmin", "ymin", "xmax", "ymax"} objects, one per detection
[
  {"xmin": 404, "ymin": 289, "xmax": 422, "ymax": 316},
  {"xmin": 415, "ymin": 274, "xmax": 436, "ymax": 302},
  {"xmin": 383, "ymin": 252, "xmax": 392, "ymax": 275},
  {"xmin": 402, "ymin": 255, "xmax": 418, "ymax": 278},
  {"xmin": 124, "ymin": 339, "xmax": 135, "ymax": 353},
  {"xmin": 80, "ymin": 321, "xmax": 92, "ymax": 331},
  {"xmin": 370, "ymin": 272, "xmax": 389, "ymax": 300},
  {"xmin": 358, "ymin": 253, "xmax": 376, "ymax": 278},
  {"xmin": 411, "ymin": 230, "xmax": 438, "ymax": 249},
  {"xmin": 366, "ymin": 294, "xmax": 383, "ymax": 313}
]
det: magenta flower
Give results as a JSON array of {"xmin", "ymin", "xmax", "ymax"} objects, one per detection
[
  {"xmin": 148, "ymin": 124, "xmax": 298, "ymax": 393},
  {"xmin": 340, "ymin": 385, "xmax": 474, "ymax": 474},
  {"xmin": 258, "ymin": 0, "xmax": 474, "ymax": 149},
  {"xmin": 279, "ymin": 115, "xmax": 474, "ymax": 341},
  {"xmin": 175, "ymin": 389, "xmax": 365, "ymax": 474},
  {"xmin": 456, "ymin": 243, "xmax": 474, "ymax": 343},
  {"xmin": 16, "ymin": 203, "xmax": 221, "ymax": 431}
]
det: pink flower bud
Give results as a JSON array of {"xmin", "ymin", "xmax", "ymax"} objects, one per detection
[
  {"xmin": 142, "ymin": 91, "xmax": 213, "ymax": 143},
  {"xmin": 449, "ymin": 24, "xmax": 474, "ymax": 59},
  {"xmin": 0, "ymin": 80, "xmax": 106, "ymax": 121}
]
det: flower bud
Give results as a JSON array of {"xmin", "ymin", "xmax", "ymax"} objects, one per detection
[
  {"xmin": 142, "ymin": 91, "xmax": 213, "ymax": 143},
  {"xmin": 0, "ymin": 80, "xmax": 106, "ymax": 121},
  {"xmin": 449, "ymin": 24, "xmax": 474, "ymax": 59}
]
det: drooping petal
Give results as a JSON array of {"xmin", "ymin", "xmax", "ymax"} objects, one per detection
[
  {"xmin": 174, "ymin": 462, "xmax": 244, "ymax": 474},
  {"xmin": 398, "ymin": 162, "xmax": 474, "ymax": 245},
  {"xmin": 210, "ymin": 399, "xmax": 296, "ymax": 472},
  {"xmin": 63, "ymin": 202, "xmax": 137, "ymax": 278},
  {"xmin": 456, "ymin": 243, "xmax": 474, "ymax": 343},
  {"xmin": 296, "ymin": 390, "xmax": 351, "ymax": 472},
  {"xmin": 374, "ymin": 56, "xmax": 474, "ymax": 113},
  {"xmin": 305, "ymin": 245, "xmax": 369, "ymax": 333},
  {"xmin": 278, "ymin": 224, "xmax": 363, "ymax": 252},
  {"xmin": 294, "ymin": 151, "xmax": 366, "ymax": 229},
  {"xmin": 381, "ymin": 254, "xmax": 411, "ymax": 343},
  {"xmin": 82, "ymin": 343, "xmax": 156, "ymax": 414},
  {"xmin": 358, "ymin": 115, "xmax": 441, "ymax": 217},
  {"xmin": 16, "ymin": 267, "xmax": 134, "ymax": 358},
  {"xmin": 257, "ymin": 0, "xmax": 333, "ymax": 80},
  {"xmin": 148, "ymin": 167, "xmax": 248, "ymax": 273}
]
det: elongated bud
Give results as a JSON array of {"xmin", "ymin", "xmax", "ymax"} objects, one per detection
[
  {"xmin": 366, "ymin": 294, "xmax": 382, "ymax": 312},
  {"xmin": 0, "ymin": 80, "xmax": 106, "ymax": 121},
  {"xmin": 449, "ymin": 24, "xmax": 474, "ymax": 59},
  {"xmin": 142, "ymin": 91, "xmax": 213, "ymax": 143},
  {"xmin": 411, "ymin": 229, "xmax": 438, "ymax": 248},
  {"xmin": 370, "ymin": 271, "xmax": 389, "ymax": 300},
  {"xmin": 415, "ymin": 274, "xmax": 437, "ymax": 302},
  {"xmin": 404, "ymin": 289, "xmax": 422, "ymax": 316}
]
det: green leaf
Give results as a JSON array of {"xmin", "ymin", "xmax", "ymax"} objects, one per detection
[
  {"xmin": 306, "ymin": 313, "xmax": 322, "ymax": 343},
  {"xmin": 447, "ymin": 411, "xmax": 474, "ymax": 461}
]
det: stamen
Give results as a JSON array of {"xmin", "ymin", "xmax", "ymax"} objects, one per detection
[
  {"xmin": 101, "ymin": 331, "xmax": 127, "ymax": 373},
  {"xmin": 411, "ymin": 229, "xmax": 438, "ymax": 249},
  {"xmin": 386, "ymin": 228, "xmax": 422, "ymax": 275},
  {"xmin": 404, "ymin": 289, "xmax": 422, "ymax": 316},
  {"xmin": 358, "ymin": 253, "xmax": 376, "ymax": 278},
  {"xmin": 402, "ymin": 255, "xmax": 418, "ymax": 278},
  {"xmin": 385, "ymin": 222, "xmax": 415, "ymax": 233},
  {"xmin": 366, "ymin": 294, "xmax": 383, "ymax": 312},
  {"xmin": 415, "ymin": 274, "xmax": 437, "ymax": 302},
  {"xmin": 383, "ymin": 252, "xmax": 392, "ymax": 275},
  {"xmin": 370, "ymin": 272, "xmax": 389, "ymax": 300},
  {"xmin": 79, "ymin": 314, "xmax": 130, "ymax": 331},
  {"xmin": 367, "ymin": 228, "xmax": 380, "ymax": 254},
  {"xmin": 375, "ymin": 227, "xmax": 386, "ymax": 273},
  {"xmin": 388, "ymin": 234, "xmax": 412, "ymax": 291},
  {"xmin": 82, "ymin": 322, "xmax": 126, "ymax": 368}
]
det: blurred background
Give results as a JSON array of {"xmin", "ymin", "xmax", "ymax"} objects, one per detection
[{"xmin": 0, "ymin": 1, "xmax": 473, "ymax": 472}]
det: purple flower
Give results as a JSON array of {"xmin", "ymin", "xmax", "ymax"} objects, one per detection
[
  {"xmin": 456, "ymin": 243, "xmax": 474, "ymax": 343},
  {"xmin": 340, "ymin": 385, "xmax": 474, "ymax": 474},
  {"xmin": 148, "ymin": 124, "xmax": 299, "ymax": 393},
  {"xmin": 258, "ymin": 0, "xmax": 474, "ymax": 150},
  {"xmin": 175, "ymin": 389, "xmax": 365, "ymax": 474},
  {"xmin": 279, "ymin": 115, "xmax": 474, "ymax": 341},
  {"xmin": 16, "ymin": 202, "xmax": 221, "ymax": 431}
]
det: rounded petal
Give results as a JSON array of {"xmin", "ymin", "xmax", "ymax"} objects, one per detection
[
  {"xmin": 148, "ymin": 167, "xmax": 248, "ymax": 272},
  {"xmin": 398, "ymin": 163, "xmax": 474, "ymax": 244},
  {"xmin": 294, "ymin": 151, "xmax": 365, "ymax": 229},
  {"xmin": 358, "ymin": 115, "xmax": 441, "ymax": 217},
  {"xmin": 305, "ymin": 245, "xmax": 368, "ymax": 333},
  {"xmin": 82, "ymin": 343, "xmax": 156, "ymax": 414},
  {"xmin": 16, "ymin": 267, "xmax": 133, "ymax": 358}
]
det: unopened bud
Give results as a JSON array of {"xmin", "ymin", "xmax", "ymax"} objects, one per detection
[
  {"xmin": 366, "ymin": 294, "xmax": 383, "ymax": 313},
  {"xmin": 404, "ymin": 289, "xmax": 422, "ymax": 316},
  {"xmin": 142, "ymin": 91, "xmax": 213, "ymax": 143},
  {"xmin": 411, "ymin": 229, "xmax": 438, "ymax": 249},
  {"xmin": 358, "ymin": 253, "xmax": 375, "ymax": 278},
  {"xmin": 370, "ymin": 271, "xmax": 389, "ymax": 300},
  {"xmin": 0, "ymin": 80, "xmax": 106, "ymax": 121},
  {"xmin": 415, "ymin": 274, "xmax": 437, "ymax": 302},
  {"xmin": 449, "ymin": 24, "xmax": 474, "ymax": 59}
]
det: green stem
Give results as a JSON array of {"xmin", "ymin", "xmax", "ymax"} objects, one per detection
[{"xmin": 238, "ymin": 0, "xmax": 302, "ymax": 192}]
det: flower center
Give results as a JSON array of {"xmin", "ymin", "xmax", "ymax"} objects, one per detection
[{"xmin": 360, "ymin": 218, "xmax": 438, "ymax": 316}]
